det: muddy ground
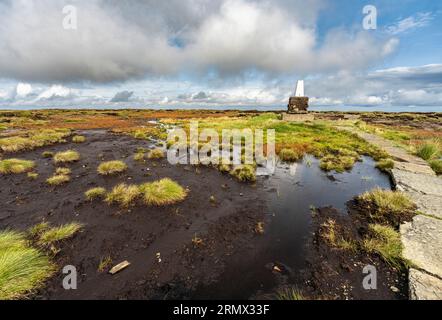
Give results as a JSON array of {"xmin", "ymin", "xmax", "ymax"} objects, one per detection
[
  {"xmin": 0, "ymin": 129, "xmax": 410, "ymax": 300},
  {"xmin": 297, "ymin": 205, "xmax": 409, "ymax": 300},
  {"xmin": 0, "ymin": 130, "xmax": 267, "ymax": 299}
]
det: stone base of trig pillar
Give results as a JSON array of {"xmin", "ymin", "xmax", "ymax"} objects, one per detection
[{"xmin": 287, "ymin": 97, "xmax": 309, "ymax": 113}]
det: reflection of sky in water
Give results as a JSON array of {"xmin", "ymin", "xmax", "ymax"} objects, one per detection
[{"xmin": 193, "ymin": 155, "xmax": 391, "ymax": 299}]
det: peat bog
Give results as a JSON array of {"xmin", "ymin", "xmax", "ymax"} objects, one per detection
[{"xmin": 0, "ymin": 110, "xmax": 429, "ymax": 300}]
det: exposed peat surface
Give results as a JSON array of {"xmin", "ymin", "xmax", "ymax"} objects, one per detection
[{"xmin": 1, "ymin": 129, "xmax": 402, "ymax": 300}]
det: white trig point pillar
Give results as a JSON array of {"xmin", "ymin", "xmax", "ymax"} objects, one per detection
[{"xmin": 295, "ymin": 80, "xmax": 305, "ymax": 97}]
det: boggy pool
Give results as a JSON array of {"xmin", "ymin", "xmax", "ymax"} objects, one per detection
[{"xmin": 192, "ymin": 155, "xmax": 391, "ymax": 299}]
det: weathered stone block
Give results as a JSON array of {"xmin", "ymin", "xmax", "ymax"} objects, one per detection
[
  {"xmin": 287, "ymin": 97, "xmax": 309, "ymax": 113},
  {"xmin": 409, "ymin": 269, "xmax": 442, "ymax": 300},
  {"xmin": 401, "ymin": 215, "xmax": 442, "ymax": 278}
]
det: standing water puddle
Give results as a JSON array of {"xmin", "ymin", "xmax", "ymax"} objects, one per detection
[{"xmin": 192, "ymin": 155, "xmax": 391, "ymax": 299}]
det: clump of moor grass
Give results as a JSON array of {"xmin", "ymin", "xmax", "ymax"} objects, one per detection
[
  {"xmin": 134, "ymin": 151, "xmax": 145, "ymax": 162},
  {"xmin": 55, "ymin": 167, "xmax": 71, "ymax": 175},
  {"xmin": 357, "ymin": 188, "xmax": 416, "ymax": 227},
  {"xmin": 85, "ymin": 187, "xmax": 107, "ymax": 201},
  {"xmin": 0, "ymin": 159, "xmax": 35, "ymax": 174},
  {"xmin": 229, "ymin": 164, "xmax": 256, "ymax": 182},
  {"xmin": 279, "ymin": 148, "xmax": 304, "ymax": 163},
  {"xmin": 105, "ymin": 183, "xmax": 141, "ymax": 207},
  {"xmin": 376, "ymin": 159, "xmax": 395, "ymax": 172},
  {"xmin": 0, "ymin": 230, "xmax": 55, "ymax": 300},
  {"xmin": 53, "ymin": 150, "xmax": 80, "ymax": 164},
  {"xmin": 147, "ymin": 148, "xmax": 165, "ymax": 159},
  {"xmin": 46, "ymin": 174, "xmax": 70, "ymax": 186},
  {"xmin": 416, "ymin": 141, "xmax": 440, "ymax": 161},
  {"xmin": 42, "ymin": 151, "xmax": 54, "ymax": 158},
  {"xmin": 37, "ymin": 223, "xmax": 83, "ymax": 246},
  {"xmin": 139, "ymin": 178, "xmax": 187, "ymax": 206},
  {"xmin": 363, "ymin": 224, "xmax": 408, "ymax": 269},
  {"xmin": 97, "ymin": 160, "xmax": 127, "ymax": 175},
  {"xmin": 27, "ymin": 172, "xmax": 39, "ymax": 180},
  {"xmin": 72, "ymin": 135, "xmax": 86, "ymax": 143}
]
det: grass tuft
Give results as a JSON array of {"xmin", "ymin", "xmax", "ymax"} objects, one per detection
[
  {"xmin": 27, "ymin": 172, "xmax": 39, "ymax": 180},
  {"xmin": 279, "ymin": 148, "xmax": 304, "ymax": 162},
  {"xmin": 97, "ymin": 256, "xmax": 113, "ymax": 272},
  {"xmin": 416, "ymin": 142, "xmax": 440, "ymax": 161},
  {"xmin": 55, "ymin": 167, "xmax": 71, "ymax": 175},
  {"xmin": 218, "ymin": 163, "xmax": 231, "ymax": 173},
  {"xmin": 97, "ymin": 160, "xmax": 127, "ymax": 175},
  {"xmin": 42, "ymin": 151, "xmax": 54, "ymax": 158},
  {"xmin": 134, "ymin": 151, "xmax": 145, "ymax": 162},
  {"xmin": 46, "ymin": 174, "xmax": 70, "ymax": 186},
  {"xmin": 376, "ymin": 159, "xmax": 394, "ymax": 172},
  {"xmin": 358, "ymin": 188, "xmax": 415, "ymax": 222},
  {"xmin": 363, "ymin": 224, "xmax": 406, "ymax": 269},
  {"xmin": 85, "ymin": 187, "xmax": 107, "ymax": 201},
  {"xmin": 72, "ymin": 135, "xmax": 86, "ymax": 143},
  {"xmin": 321, "ymin": 218, "xmax": 358, "ymax": 252},
  {"xmin": 319, "ymin": 155, "xmax": 355, "ymax": 173},
  {"xmin": 38, "ymin": 223, "xmax": 83, "ymax": 246},
  {"xmin": 0, "ymin": 129, "xmax": 70, "ymax": 153},
  {"xmin": 0, "ymin": 159, "xmax": 35, "ymax": 174},
  {"xmin": 229, "ymin": 165, "xmax": 256, "ymax": 182},
  {"xmin": 0, "ymin": 230, "xmax": 54, "ymax": 300},
  {"xmin": 147, "ymin": 148, "xmax": 165, "ymax": 159},
  {"xmin": 105, "ymin": 183, "xmax": 141, "ymax": 207},
  {"xmin": 28, "ymin": 222, "xmax": 50, "ymax": 238},
  {"xmin": 429, "ymin": 159, "xmax": 442, "ymax": 175},
  {"xmin": 275, "ymin": 287, "xmax": 304, "ymax": 300},
  {"xmin": 139, "ymin": 178, "xmax": 187, "ymax": 206},
  {"xmin": 53, "ymin": 150, "xmax": 80, "ymax": 164}
]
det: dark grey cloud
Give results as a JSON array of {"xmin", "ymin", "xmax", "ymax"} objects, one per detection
[
  {"xmin": 193, "ymin": 91, "xmax": 208, "ymax": 100},
  {"xmin": 110, "ymin": 90, "xmax": 134, "ymax": 102}
]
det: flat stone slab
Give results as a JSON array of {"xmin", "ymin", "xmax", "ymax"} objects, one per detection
[
  {"xmin": 282, "ymin": 113, "xmax": 315, "ymax": 122},
  {"xmin": 409, "ymin": 269, "xmax": 442, "ymax": 300},
  {"xmin": 392, "ymin": 169, "xmax": 442, "ymax": 218},
  {"xmin": 393, "ymin": 161, "xmax": 435, "ymax": 176},
  {"xmin": 392, "ymin": 169, "xmax": 442, "ymax": 195},
  {"xmin": 405, "ymin": 193, "xmax": 442, "ymax": 219},
  {"xmin": 401, "ymin": 215, "xmax": 442, "ymax": 278}
]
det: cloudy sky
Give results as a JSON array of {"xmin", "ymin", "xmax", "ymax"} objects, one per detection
[{"xmin": 0, "ymin": 0, "xmax": 441, "ymax": 110}]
